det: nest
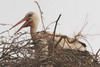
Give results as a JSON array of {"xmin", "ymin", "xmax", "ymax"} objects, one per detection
[{"xmin": 0, "ymin": 31, "xmax": 99, "ymax": 67}]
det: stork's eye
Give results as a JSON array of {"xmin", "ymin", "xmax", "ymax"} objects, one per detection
[{"xmin": 27, "ymin": 14, "xmax": 32, "ymax": 17}]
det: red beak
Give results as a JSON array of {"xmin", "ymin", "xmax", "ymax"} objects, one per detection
[{"xmin": 10, "ymin": 17, "xmax": 29, "ymax": 34}]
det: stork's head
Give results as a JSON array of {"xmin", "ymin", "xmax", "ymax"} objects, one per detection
[{"xmin": 10, "ymin": 11, "xmax": 39, "ymax": 34}]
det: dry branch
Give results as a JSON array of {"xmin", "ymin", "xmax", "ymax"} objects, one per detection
[{"xmin": 35, "ymin": 1, "xmax": 45, "ymax": 30}]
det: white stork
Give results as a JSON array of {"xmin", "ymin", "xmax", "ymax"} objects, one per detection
[{"xmin": 10, "ymin": 11, "xmax": 87, "ymax": 51}]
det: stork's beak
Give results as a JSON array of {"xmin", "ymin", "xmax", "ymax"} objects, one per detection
[{"xmin": 10, "ymin": 17, "xmax": 30, "ymax": 34}]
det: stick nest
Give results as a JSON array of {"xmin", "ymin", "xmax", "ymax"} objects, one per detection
[{"xmin": 0, "ymin": 31, "xmax": 99, "ymax": 67}]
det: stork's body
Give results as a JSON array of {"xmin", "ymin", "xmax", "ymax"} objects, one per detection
[{"xmin": 10, "ymin": 11, "xmax": 87, "ymax": 51}]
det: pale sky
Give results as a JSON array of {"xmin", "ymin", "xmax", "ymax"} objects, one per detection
[{"xmin": 0, "ymin": 0, "xmax": 100, "ymax": 53}]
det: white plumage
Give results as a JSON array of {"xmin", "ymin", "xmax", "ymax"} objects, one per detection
[{"xmin": 10, "ymin": 11, "xmax": 87, "ymax": 51}]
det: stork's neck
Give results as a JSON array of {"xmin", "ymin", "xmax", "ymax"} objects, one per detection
[
  {"xmin": 30, "ymin": 20, "xmax": 38, "ymax": 41},
  {"xmin": 30, "ymin": 25, "xmax": 37, "ymax": 33}
]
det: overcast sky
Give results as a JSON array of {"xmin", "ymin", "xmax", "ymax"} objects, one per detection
[{"xmin": 0, "ymin": 0, "xmax": 100, "ymax": 53}]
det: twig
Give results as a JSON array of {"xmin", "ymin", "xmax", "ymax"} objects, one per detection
[
  {"xmin": 0, "ymin": 30, "xmax": 9, "ymax": 34},
  {"xmin": 45, "ymin": 21, "xmax": 56, "ymax": 30},
  {"xmin": 34, "ymin": 1, "xmax": 45, "ymax": 30},
  {"xmin": 75, "ymin": 22, "xmax": 88, "ymax": 40},
  {"xmin": 95, "ymin": 49, "xmax": 100, "ymax": 60},
  {"xmin": 0, "ymin": 23, "xmax": 13, "ymax": 34},
  {"xmin": 84, "ymin": 39, "xmax": 94, "ymax": 53},
  {"xmin": 51, "ymin": 14, "xmax": 61, "ymax": 63},
  {"xmin": 52, "ymin": 14, "xmax": 62, "ymax": 41},
  {"xmin": 54, "ymin": 36, "xmax": 63, "ymax": 48},
  {"xmin": 0, "ymin": 23, "xmax": 13, "ymax": 26},
  {"xmin": 74, "ymin": 14, "xmax": 88, "ymax": 40},
  {"xmin": 79, "ymin": 14, "xmax": 88, "ymax": 34}
]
